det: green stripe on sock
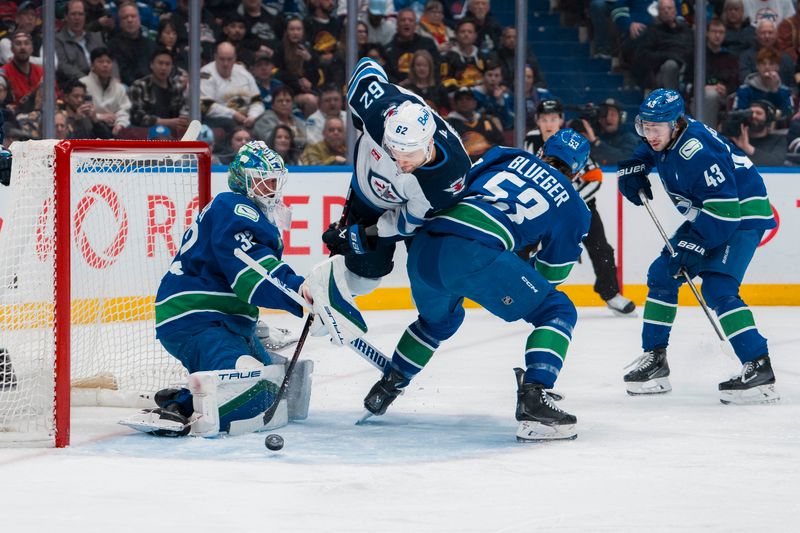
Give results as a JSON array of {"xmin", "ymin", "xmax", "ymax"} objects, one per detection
[
  {"xmin": 395, "ymin": 329, "xmax": 436, "ymax": 368},
  {"xmin": 232, "ymin": 255, "xmax": 282, "ymax": 302},
  {"xmin": 155, "ymin": 292, "xmax": 258, "ymax": 326},
  {"xmin": 719, "ymin": 307, "xmax": 756, "ymax": 337},
  {"xmin": 526, "ymin": 327, "xmax": 570, "ymax": 361},
  {"xmin": 534, "ymin": 259, "xmax": 574, "ymax": 284},
  {"xmin": 643, "ymin": 298, "xmax": 677, "ymax": 325}
]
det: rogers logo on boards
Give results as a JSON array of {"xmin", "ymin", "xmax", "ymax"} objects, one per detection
[{"xmin": 74, "ymin": 183, "xmax": 129, "ymax": 269}]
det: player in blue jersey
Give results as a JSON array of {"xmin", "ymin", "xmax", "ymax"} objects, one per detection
[
  {"xmin": 321, "ymin": 57, "xmax": 472, "ymax": 296},
  {"xmin": 362, "ymin": 130, "xmax": 593, "ymax": 442},
  {"xmin": 617, "ymin": 89, "xmax": 779, "ymax": 405},
  {"xmin": 121, "ymin": 141, "xmax": 318, "ymax": 437}
]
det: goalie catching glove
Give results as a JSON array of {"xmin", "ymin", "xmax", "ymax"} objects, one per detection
[{"xmin": 303, "ymin": 255, "xmax": 368, "ymax": 346}]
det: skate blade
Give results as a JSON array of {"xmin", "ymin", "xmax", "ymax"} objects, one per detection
[
  {"xmin": 625, "ymin": 377, "xmax": 672, "ymax": 395},
  {"xmin": 355, "ymin": 410, "xmax": 375, "ymax": 425},
  {"xmin": 516, "ymin": 421, "xmax": 577, "ymax": 442},
  {"xmin": 609, "ymin": 308, "xmax": 638, "ymax": 318},
  {"xmin": 720, "ymin": 384, "xmax": 780, "ymax": 405}
]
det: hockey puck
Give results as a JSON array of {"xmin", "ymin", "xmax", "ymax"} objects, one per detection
[{"xmin": 264, "ymin": 434, "xmax": 284, "ymax": 451}]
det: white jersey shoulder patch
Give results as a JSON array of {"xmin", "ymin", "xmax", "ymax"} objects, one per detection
[{"xmin": 679, "ymin": 138, "xmax": 703, "ymax": 160}]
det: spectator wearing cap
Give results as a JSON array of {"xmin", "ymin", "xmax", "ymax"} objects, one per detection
[
  {"xmin": 221, "ymin": 13, "xmax": 262, "ymax": 68},
  {"xmin": 729, "ymin": 100, "xmax": 791, "ymax": 166},
  {"xmin": 60, "ymin": 78, "xmax": 112, "ymax": 139},
  {"xmin": 384, "ymin": 8, "xmax": 440, "ymax": 84},
  {"xmin": 400, "ymin": 49, "xmax": 451, "ymax": 115},
  {"xmin": 128, "ymin": 48, "xmax": 189, "ymax": 131},
  {"xmin": 80, "ymin": 47, "xmax": 131, "ymax": 136},
  {"xmin": 743, "ymin": 0, "xmax": 796, "ymax": 28},
  {"xmin": 55, "ymin": 0, "xmax": 105, "ymax": 83},
  {"xmin": 250, "ymin": 53, "xmax": 284, "ymax": 111},
  {"xmin": 418, "ymin": 1, "xmax": 454, "ymax": 54},
  {"xmin": 442, "ymin": 18, "xmax": 489, "ymax": 90},
  {"xmin": 148, "ymin": 124, "xmax": 172, "ymax": 140},
  {"xmin": 200, "ymin": 42, "xmax": 264, "ymax": 134},
  {"xmin": 0, "ymin": 1, "xmax": 44, "ymax": 66},
  {"xmin": 358, "ymin": 0, "xmax": 397, "ymax": 46},
  {"xmin": 239, "ymin": 0, "xmax": 285, "ymax": 54},
  {"xmin": 300, "ymin": 116, "xmax": 347, "ymax": 165},
  {"xmin": 464, "ymin": 0, "xmax": 502, "ymax": 53},
  {"xmin": 252, "ymin": 85, "xmax": 308, "ymax": 151},
  {"xmin": 107, "ymin": 2, "xmax": 157, "ymax": 87},
  {"xmin": 739, "ymin": 19, "xmax": 795, "ymax": 85},
  {"xmin": 446, "ymin": 86, "xmax": 504, "ymax": 161},
  {"xmin": 578, "ymin": 98, "xmax": 639, "ymax": 166},
  {"xmin": 1, "ymin": 30, "xmax": 43, "ymax": 107},
  {"xmin": 472, "ymin": 60, "xmax": 513, "ymax": 129},
  {"xmin": 305, "ymin": 84, "xmax": 346, "ymax": 145},
  {"xmin": 734, "ymin": 46, "xmax": 794, "ymax": 119}
]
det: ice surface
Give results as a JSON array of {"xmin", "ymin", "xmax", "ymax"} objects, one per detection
[{"xmin": 2, "ymin": 307, "xmax": 799, "ymax": 532}]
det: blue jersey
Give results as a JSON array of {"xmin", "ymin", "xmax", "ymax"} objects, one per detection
[
  {"xmin": 346, "ymin": 58, "xmax": 472, "ymax": 240},
  {"xmin": 426, "ymin": 147, "xmax": 591, "ymax": 284},
  {"xmin": 154, "ymin": 192, "xmax": 304, "ymax": 339},
  {"xmin": 631, "ymin": 118, "xmax": 776, "ymax": 249}
]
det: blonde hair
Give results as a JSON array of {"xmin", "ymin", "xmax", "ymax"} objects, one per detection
[{"xmin": 406, "ymin": 50, "xmax": 436, "ymax": 87}]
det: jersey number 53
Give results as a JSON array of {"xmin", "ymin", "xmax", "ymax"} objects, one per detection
[{"xmin": 482, "ymin": 171, "xmax": 549, "ymax": 223}]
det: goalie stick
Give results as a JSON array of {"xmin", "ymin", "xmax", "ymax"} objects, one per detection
[
  {"xmin": 180, "ymin": 120, "xmax": 202, "ymax": 142},
  {"xmin": 638, "ymin": 190, "xmax": 736, "ymax": 359},
  {"xmin": 233, "ymin": 248, "xmax": 390, "ymax": 371}
]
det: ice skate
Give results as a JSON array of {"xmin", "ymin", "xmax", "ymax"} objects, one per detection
[
  {"xmin": 514, "ymin": 368, "xmax": 577, "ymax": 442},
  {"xmin": 255, "ymin": 321, "xmax": 299, "ymax": 351},
  {"xmin": 605, "ymin": 293, "xmax": 636, "ymax": 317},
  {"xmin": 719, "ymin": 355, "xmax": 780, "ymax": 405},
  {"xmin": 363, "ymin": 368, "xmax": 408, "ymax": 416},
  {"xmin": 624, "ymin": 348, "xmax": 671, "ymax": 395}
]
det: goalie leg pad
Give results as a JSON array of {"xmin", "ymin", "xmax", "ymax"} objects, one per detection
[
  {"xmin": 307, "ymin": 255, "xmax": 368, "ymax": 346},
  {"xmin": 286, "ymin": 359, "xmax": 314, "ymax": 421},
  {"xmin": 188, "ymin": 364, "xmax": 288, "ymax": 437}
]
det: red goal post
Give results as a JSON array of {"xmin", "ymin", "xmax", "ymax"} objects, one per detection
[{"xmin": 0, "ymin": 140, "xmax": 211, "ymax": 447}]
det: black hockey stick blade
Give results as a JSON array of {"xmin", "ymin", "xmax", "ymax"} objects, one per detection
[{"xmin": 262, "ymin": 314, "xmax": 314, "ymax": 425}]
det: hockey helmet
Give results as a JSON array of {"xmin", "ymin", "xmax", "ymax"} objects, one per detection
[
  {"xmin": 228, "ymin": 140, "xmax": 288, "ymax": 212},
  {"xmin": 383, "ymin": 101, "xmax": 436, "ymax": 160},
  {"xmin": 635, "ymin": 89, "xmax": 684, "ymax": 135},
  {"xmin": 536, "ymin": 98, "xmax": 563, "ymax": 116},
  {"xmin": 542, "ymin": 128, "xmax": 590, "ymax": 174}
]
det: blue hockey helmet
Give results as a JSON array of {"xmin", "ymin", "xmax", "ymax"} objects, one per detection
[
  {"xmin": 228, "ymin": 140, "xmax": 288, "ymax": 212},
  {"xmin": 542, "ymin": 128, "xmax": 590, "ymax": 174},
  {"xmin": 635, "ymin": 89, "xmax": 684, "ymax": 135}
]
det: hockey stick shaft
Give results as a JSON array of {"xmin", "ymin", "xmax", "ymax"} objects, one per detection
[
  {"xmin": 638, "ymin": 191, "xmax": 727, "ymax": 343},
  {"xmin": 180, "ymin": 120, "xmax": 202, "ymax": 141},
  {"xmin": 263, "ymin": 314, "xmax": 313, "ymax": 425},
  {"xmin": 233, "ymin": 248, "xmax": 389, "ymax": 371}
]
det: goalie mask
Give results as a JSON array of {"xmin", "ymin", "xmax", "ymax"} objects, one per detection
[
  {"xmin": 383, "ymin": 101, "xmax": 436, "ymax": 171},
  {"xmin": 229, "ymin": 140, "xmax": 288, "ymax": 215}
]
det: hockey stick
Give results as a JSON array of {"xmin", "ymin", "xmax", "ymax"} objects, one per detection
[
  {"xmin": 263, "ymin": 314, "xmax": 313, "ymax": 425},
  {"xmin": 638, "ymin": 191, "xmax": 735, "ymax": 357},
  {"xmin": 180, "ymin": 120, "xmax": 202, "ymax": 141},
  {"xmin": 233, "ymin": 248, "xmax": 389, "ymax": 371}
]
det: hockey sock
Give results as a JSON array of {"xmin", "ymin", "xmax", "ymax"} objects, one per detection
[
  {"xmin": 523, "ymin": 321, "xmax": 572, "ymax": 389},
  {"xmin": 642, "ymin": 292, "xmax": 678, "ymax": 351},
  {"xmin": 391, "ymin": 321, "xmax": 441, "ymax": 379}
]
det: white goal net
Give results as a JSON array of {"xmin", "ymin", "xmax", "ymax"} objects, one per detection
[{"xmin": 0, "ymin": 139, "xmax": 211, "ymax": 446}]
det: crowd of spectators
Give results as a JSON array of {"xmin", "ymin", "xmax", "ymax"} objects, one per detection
[
  {"xmin": 584, "ymin": 0, "xmax": 800, "ymax": 165},
  {"xmin": 0, "ymin": 0, "xmax": 548, "ymax": 164},
  {"xmin": 1, "ymin": 0, "xmax": 798, "ymax": 166}
]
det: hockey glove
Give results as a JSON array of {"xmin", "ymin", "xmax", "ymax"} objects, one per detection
[
  {"xmin": 0, "ymin": 147, "xmax": 11, "ymax": 187},
  {"xmin": 617, "ymin": 159, "xmax": 651, "ymax": 206},
  {"xmin": 667, "ymin": 230, "xmax": 706, "ymax": 279},
  {"xmin": 322, "ymin": 223, "xmax": 376, "ymax": 255}
]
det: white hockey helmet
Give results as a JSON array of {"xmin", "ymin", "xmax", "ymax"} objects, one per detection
[{"xmin": 383, "ymin": 101, "xmax": 436, "ymax": 160}]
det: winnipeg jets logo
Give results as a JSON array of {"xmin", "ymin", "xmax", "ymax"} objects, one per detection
[
  {"xmin": 445, "ymin": 175, "xmax": 467, "ymax": 195},
  {"xmin": 369, "ymin": 171, "xmax": 403, "ymax": 204},
  {"xmin": 439, "ymin": 129, "xmax": 448, "ymax": 138}
]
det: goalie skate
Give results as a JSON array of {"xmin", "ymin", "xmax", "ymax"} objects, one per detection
[
  {"xmin": 624, "ymin": 348, "xmax": 671, "ymax": 395},
  {"xmin": 119, "ymin": 407, "xmax": 191, "ymax": 437},
  {"xmin": 719, "ymin": 355, "xmax": 780, "ymax": 405},
  {"xmin": 255, "ymin": 321, "xmax": 299, "ymax": 351}
]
